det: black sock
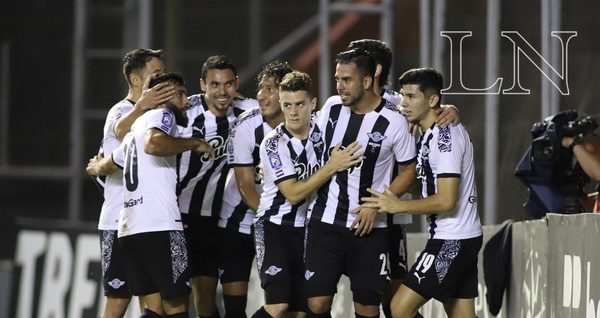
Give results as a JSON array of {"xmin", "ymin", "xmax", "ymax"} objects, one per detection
[
  {"xmin": 355, "ymin": 313, "xmax": 379, "ymax": 318},
  {"xmin": 251, "ymin": 306, "xmax": 274, "ymax": 318},
  {"xmin": 307, "ymin": 311, "xmax": 332, "ymax": 318},
  {"xmin": 140, "ymin": 308, "xmax": 163, "ymax": 318},
  {"xmin": 166, "ymin": 312, "xmax": 189, "ymax": 318},
  {"xmin": 223, "ymin": 294, "xmax": 247, "ymax": 318}
]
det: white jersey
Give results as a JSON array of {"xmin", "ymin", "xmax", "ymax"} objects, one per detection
[
  {"xmin": 219, "ymin": 108, "xmax": 272, "ymax": 234},
  {"xmin": 309, "ymin": 97, "xmax": 416, "ymax": 229},
  {"xmin": 417, "ymin": 123, "xmax": 482, "ymax": 240},
  {"xmin": 112, "ymin": 108, "xmax": 183, "ymax": 237},
  {"xmin": 177, "ymin": 94, "xmax": 257, "ymax": 218},
  {"xmin": 322, "ymin": 90, "xmax": 411, "ymax": 225},
  {"xmin": 98, "ymin": 99, "xmax": 134, "ymax": 230},
  {"xmin": 257, "ymin": 123, "xmax": 325, "ymax": 227}
]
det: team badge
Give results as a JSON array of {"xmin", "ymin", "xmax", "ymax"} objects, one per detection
[
  {"xmin": 265, "ymin": 265, "xmax": 282, "ymax": 276},
  {"xmin": 108, "ymin": 278, "xmax": 126, "ymax": 289},
  {"xmin": 367, "ymin": 131, "xmax": 387, "ymax": 142},
  {"xmin": 161, "ymin": 112, "xmax": 173, "ymax": 127},
  {"xmin": 309, "ymin": 131, "xmax": 322, "ymax": 143}
]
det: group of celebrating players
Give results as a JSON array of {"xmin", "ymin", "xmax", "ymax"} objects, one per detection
[{"xmin": 86, "ymin": 38, "xmax": 482, "ymax": 318}]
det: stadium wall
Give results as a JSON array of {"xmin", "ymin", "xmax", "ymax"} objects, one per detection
[{"xmin": 3, "ymin": 213, "xmax": 599, "ymax": 317}]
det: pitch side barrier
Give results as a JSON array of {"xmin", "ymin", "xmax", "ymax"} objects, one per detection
[{"xmin": 4, "ymin": 214, "xmax": 598, "ymax": 317}]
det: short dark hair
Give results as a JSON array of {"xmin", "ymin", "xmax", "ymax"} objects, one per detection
[
  {"xmin": 348, "ymin": 39, "xmax": 392, "ymax": 88},
  {"xmin": 256, "ymin": 60, "xmax": 295, "ymax": 87},
  {"xmin": 398, "ymin": 68, "xmax": 444, "ymax": 99},
  {"xmin": 279, "ymin": 71, "xmax": 313, "ymax": 97},
  {"xmin": 148, "ymin": 72, "xmax": 185, "ymax": 89},
  {"xmin": 201, "ymin": 55, "xmax": 237, "ymax": 81},
  {"xmin": 335, "ymin": 48, "xmax": 377, "ymax": 81},
  {"xmin": 122, "ymin": 49, "xmax": 164, "ymax": 84}
]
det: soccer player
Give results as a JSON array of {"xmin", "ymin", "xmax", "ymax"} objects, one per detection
[
  {"xmin": 177, "ymin": 55, "xmax": 257, "ymax": 318},
  {"xmin": 252, "ymin": 71, "xmax": 363, "ymax": 318},
  {"xmin": 304, "ymin": 48, "xmax": 417, "ymax": 318},
  {"xmin": 361, "ymin": 68, "xmax": 482, "ymax": 318},
  {"xmin": 94, "ymin": 48, "xmax": 174, "ymax": 318},
  {"xmin": 218, "ymin": 60, "xmax": 295, "ymax": 317},
  {"xmin": 88, "ymin": 72, "xmax": 215, "ymax": 318}
]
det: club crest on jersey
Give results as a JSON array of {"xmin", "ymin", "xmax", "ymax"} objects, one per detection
[
  {"xmin": 367, "ymin": 132, "xmax": 387, "ymax": 153},
  {"xmin": 161, "ymin": 112, "xmax": 173, "ymax": 131},
  {"xmin": 309, "ymin": 131, "xmax": 322, "ymax": 143},
  {"xmin": 438, "ymin": 127, "xmax": 452, "ymax": 152}
]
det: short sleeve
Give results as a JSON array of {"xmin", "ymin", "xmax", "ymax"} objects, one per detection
[
  {"xmin": 392, "ymin": 116, "xmax": 417, "ymax": 165},
  {"xmin": 436, "ymin": 126, "xmax": 463, "ymax": 177},
  {"xmin": 260, "ymin": 135, "xmax": 297, "ymax": 184},
  {"xmin": 111, "ymin": 139, "xmax": 127, "ymax": 169},
  {"xmin": 230, "ymin": 118, "xmax": 256, "ymax": 166}
]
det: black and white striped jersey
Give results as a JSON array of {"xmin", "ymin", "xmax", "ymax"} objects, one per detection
[
  {"xmin": 98, "ymin": 99, "xmax": 134, "ymax": 231},
  {"xmin": 219, "ymin": 107, "xmax": 273, "ymax": 234},
  {"xmin": 320, "ymin": 90, "xmax": 412, "ymax": 225},
  {"xmin": 417, "ymin": 123, "xmax": 482, "ymax": 240},
  {"xmin": 177, "ymin": 94, "xmax": 257, "ymax": 218},
  {"xmin": 256, "ymin": 123, "xmax": 325, "ymax": 227},
  {"xmin": 309, "ymin": 97, "xmax": 416, "ymax": 229},
  {"xmin": 112, "ymin": 108, "xmax": 183, "ymax": 237}
]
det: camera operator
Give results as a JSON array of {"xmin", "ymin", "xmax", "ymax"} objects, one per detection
[
  {"xmin": 562, "ymin": 133, "xmax": 600, "ymax": 181},
  {"xmin": 562, "ymin": 131, "xmax": 600, "ymax": 212}
]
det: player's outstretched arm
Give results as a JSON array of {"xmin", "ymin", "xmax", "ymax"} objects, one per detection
[
  {"xmin": 114, "ymin": 79, "xmax": 176, "ymax": 139},
  {"xmin": 234, "ymin": 166, "xmax": 260, "ymax": 212},
  {"xmin": 85, "ymin": 154, "xmax": 119, "ymax": 176},
  {"xmin": 361, "ymin": 177, "xmax": 460, "ymax": 215},
  {"xmin": 277, "ymin": 141, "xmax": 363, "ymax": 205},
  {"xmin": 144, "ymin": 128, "xmax": 215, "ymax": 159}
]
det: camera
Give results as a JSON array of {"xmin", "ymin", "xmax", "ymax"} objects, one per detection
[{"xmin": 515, "ymin": 110, "xmax": 598, "ymax": 217}]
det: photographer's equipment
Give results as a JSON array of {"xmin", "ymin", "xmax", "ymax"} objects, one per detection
[{"xmin": 515, "ymin": 110, "xmax": 598, "ymax": 218}]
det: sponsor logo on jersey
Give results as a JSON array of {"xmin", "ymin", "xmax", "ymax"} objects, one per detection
[
  {"xmin": 468, "ymin": 196, "xmax": 478, "ymax": 203},
  {"xmin": 200, "ymin": 136, "xmax": 228, "ymax": 162},
  {"xmin": 413, "ymin": 272, "xmax": 425, "ymax": 284},
  {"xmin": 328, "ymin": 145, "xmax": 363, "ymax": 174},
  {"xmin": 108, "ymin": 278, "xmax": 126, "ymax": 289},
  {"xmin": 264, "ymin": 265, "xmax": 282, "ymax": 276},
  {"xmin": 123, "ymin": 196, "xmax": 144, "ymax": 208},
  {"xmin": 305, "ymin": 270, "xmax": 315, "ymax": 280},
  {"xmin": 295, "ymin": 162, "xmax": 320, "ymax": 180}
]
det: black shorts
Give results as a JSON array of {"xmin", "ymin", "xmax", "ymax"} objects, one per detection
[
  {"xmin": 403, "ymin": 235, "xmax": 483, "ymax": 303},
  {"xmin": 304, "ymin": 220, "xmax": 390, "ymax": 306},
  {"xmin": 100, "ymin": 230, "xmax": 131, "ymax": 297},
  {"xmin": 182, "ymin": 214, "xmax": 219, "ymax": 277},
  {"xmin": 254, "ymin": 218, "xmax": 307, "ymax": 312},
  {"xmin": 119, "ymin": 230, "xmax": 191, "ymax": 299},
  {"xmin": 217, "ymin": 227, "xmax": 255, "ymax": 283},
  {"xmin": 387, "ymin": 223, "xmax": 408, "ymax": 280}
]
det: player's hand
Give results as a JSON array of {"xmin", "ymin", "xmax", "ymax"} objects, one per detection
[
  {"xmin": 361, "ymin": 187, "xmax": 403, "ymax": 213},
  {"xmin": 192, "ymin": 138, "xmax": 215, "ymax": 160},
  {"xmin": 350, "ymin": 206, "xmax": 377, "ymax": 237},
  {"xmin": 327, "ymin": 142, "xmax": 363, "ymax": 172},
  {"xmin": 436, "ymin": 104, "xmax": 460, "ymax": 128},
  {"xmin": 136, "ymin": 78, "xmax": 176, "ymax": 111},
  {"xmin": 85, "ymin": 154, "xmax": 103, "ymax": 176}
]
